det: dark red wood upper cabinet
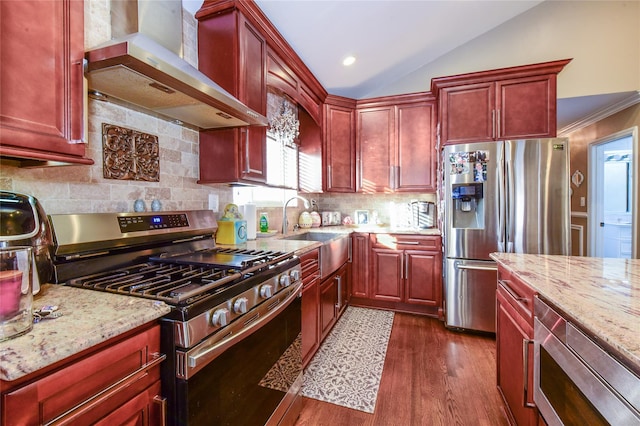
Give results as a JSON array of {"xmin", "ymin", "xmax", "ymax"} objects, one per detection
[
  {"xmin": 0, "ymin": 0, "xmax": 93, "ymax": 166},
  {"xmin": 395, "ymin": 100, "xmax": 436, "ymax": 192},
  {"xmin": 355, "ymin": 93, "xmax": 437, "ymax": 193},
  {"xmin": 324, "ymin": 96, "xmax": 357, "ymax": 193},
  {"xmin": 197, "ymin": 7, "xmax": 267, "ymax": 184},
  {"xmin": 357, "ymin": 106, "xmax": 395, "ymax": 193},
  {"xmin": 198, "ymin": 12, "xmax": 266, "ymax": 186},
  {"xmin": 497, "ymin": 75, "xmax": 557, "ymax": 139},
  {"xmin": 432, "ymin": 59, "xmax": 571, "ymax": 146},
  {"xmin": 439, "ymin": 82, "xmax": 495, "ymax": 144}
]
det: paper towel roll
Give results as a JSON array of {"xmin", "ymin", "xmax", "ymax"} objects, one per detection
[{"xmin": 241, "ymin": 203, "xmax": 257, "ymax": 240}]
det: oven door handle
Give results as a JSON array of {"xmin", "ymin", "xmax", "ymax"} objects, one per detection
[{"xmin": 182, "ymin": 282, "xmax": 302, "ymax": 379}]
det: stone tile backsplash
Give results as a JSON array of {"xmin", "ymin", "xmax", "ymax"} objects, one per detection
[{"xmin": 310, "ymin": 192, "xmax": 437, "ymax": 228}]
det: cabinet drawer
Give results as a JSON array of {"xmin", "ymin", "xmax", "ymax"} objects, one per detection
[
  {"xmin": 3, "ymin": 324, "xmax": 162, "ymax": 425},
  {"xmin": 497, "ymin": 272, "xmax": 536, "ymax": 326},
  {"xmin": 372, "ymin": 234, "xmax": 441, "ymax": 251},
  {"xmin": 299, "ymin": 249, "xmax": 320, "ymax": 288}
]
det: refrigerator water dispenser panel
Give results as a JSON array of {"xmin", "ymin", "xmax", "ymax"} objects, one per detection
[{"xmin": 452, "ymin": 183, "xmax": 484, "ymax": 229}]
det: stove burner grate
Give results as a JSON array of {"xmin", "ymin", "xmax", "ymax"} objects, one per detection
[{"xmin": 66, "ymin": 262, "xmax": 243, "ymax": 305}]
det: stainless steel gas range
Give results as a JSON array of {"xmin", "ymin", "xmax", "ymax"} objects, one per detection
[{"xmin": 49, "ymin": 210, "xmax": 303, "ymax": 426}]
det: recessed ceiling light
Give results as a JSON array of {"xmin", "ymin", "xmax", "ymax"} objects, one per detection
[{"xmin": 342, "ymin": 56, "xmax": 356, "ymax": 66}]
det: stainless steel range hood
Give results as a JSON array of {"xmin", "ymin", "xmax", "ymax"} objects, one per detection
[{"xmin": 85, "ymin": 0, "xmax": 267, "ymax": 129}]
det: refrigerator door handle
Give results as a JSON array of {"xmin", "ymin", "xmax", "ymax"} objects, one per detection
[
  {"xmin": 497, "ymin": 144, "xmax": 506, "ymax": 252},
  {"xmin": 505, "ymin": 141, "xmax": 515, "ymax": 253},
  {"xmin": 457, "ymin": 264, "xmax": 498, "ymax": 272}
]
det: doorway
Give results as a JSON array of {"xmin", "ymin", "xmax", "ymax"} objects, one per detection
[{"xmin": 588, "ymin": 127, "xmax": 638, "ymax": 258}]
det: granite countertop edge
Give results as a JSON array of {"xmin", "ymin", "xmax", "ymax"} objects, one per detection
[
  {"xmin": 490, "ymin": 253, "xmax": 640, "ymax": 372},
  {"xmin": 0, "ymin": 284, "xmax": 171, "ymax": 382}
]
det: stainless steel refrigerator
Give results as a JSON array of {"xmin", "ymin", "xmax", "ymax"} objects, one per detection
[{"xmin": 443, "ymin": 139, "xmax": 570, "ymax": 333}]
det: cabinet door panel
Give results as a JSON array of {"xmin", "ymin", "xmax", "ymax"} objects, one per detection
[
  {"xmin": 396, "ymin": 102, "xmax": 436, "ymax": 192},
  {"xmin": 302, "ymin": 277, "xmax": 320, "ymax": 366},
  {"xmin": 371, "ymin": 248, "xmax": 402, "ymax": 302},
  {"xmin": 320, "ymin": 276, "xmax": 338, "ymax": 339},
  {"xmin": 497, "ymin": 288, "xmax": 536, "ymax": 426},
  {"xmin": 351, "ymin": 233, "xmax": 370, "ymax": 298},
  {"xmin": 336, "ymin": 263, "xmax": 349, "ymax": 315},
  {"xmin": 197, "ymin": 10, "xmax": 266, "ymax": 184},
  {"xmin": 238, "ymin": 17, "xmax": 267, "ymax": 182},
  {"xmin": 498, "ymin": 76, "xmax": 556, "ymax": 139},
  {"xmin": 324, "ymin": 105, "xmax": 356, "ymax": 192},
  {"xmin": 357, "ymin": 107, "xmax": 394, "ymax": 193},
  {"xmin": 93, "ymin": 380, "xmax": 161, "ymax": 426},
  {"xmin": 405, "ymin": 251, "xmax": 441, "ymax": 306},
  {"xmin": 440, "ymin": 83, "xmax": 495, "ymax": 145},
  {"xmin": 0, "ymin": 0, "xmax": 88, "ymax": 162}
]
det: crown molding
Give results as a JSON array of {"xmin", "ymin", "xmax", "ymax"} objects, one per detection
[{"xmin": 558, "ymin": 91, "xmax": 640, "ymax": 136}]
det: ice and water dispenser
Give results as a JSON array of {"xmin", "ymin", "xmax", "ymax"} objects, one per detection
[{"xmin": 451, "ymin": 182, "xmax": 484, "ymax": 229}]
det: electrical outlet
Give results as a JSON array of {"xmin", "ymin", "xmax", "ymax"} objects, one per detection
[
  {"xmin": 208, "ymin": 194, "xmax": 219, "ymax": 211},
  {"xmin": 580, "ymin": 197, "xmax": 585, "ymax": 207}
]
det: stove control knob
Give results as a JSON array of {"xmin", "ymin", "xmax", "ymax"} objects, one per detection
[
  {"xmin": 279, "ymin": 274, "xmax": 291, "ymax": 288},
  {"xmin": 260, "ymin": 284, "xmax": 273, "ymax": 299},
  {"xmin": 290, "ymin": 269, "xmax": 301, "ymax": 281},
  {"xmin": 212, "ymin": 308, "xmax": 230, "ymax": 327},
  {"xmin": 233, "ymin": 297, "xmax": 249, "ymax": 314}
]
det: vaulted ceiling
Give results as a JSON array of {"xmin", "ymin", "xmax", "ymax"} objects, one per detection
[{"xmin": 183, "ymin": 0, "xmax": 640, "ymax": 132}]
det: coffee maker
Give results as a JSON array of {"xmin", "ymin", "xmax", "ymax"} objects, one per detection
[{"xmin": 410, "ymin": 201, "xmax": 436, "ymax": 229}]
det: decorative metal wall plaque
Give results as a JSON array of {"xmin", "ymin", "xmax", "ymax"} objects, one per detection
[{"xmin": 102, "ymin": 124, "xmax": 159, "ymax": 181}]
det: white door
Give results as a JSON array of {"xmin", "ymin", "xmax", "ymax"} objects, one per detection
[{"xmin": 589, "ymin": 128, "xmax": 637, "ymax": 258}]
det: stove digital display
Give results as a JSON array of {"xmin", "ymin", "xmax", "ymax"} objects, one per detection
[{"xmin": 118, "ymin": 214, "xmax": 190, "ymax": 233}]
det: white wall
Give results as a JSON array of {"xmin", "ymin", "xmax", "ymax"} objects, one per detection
[{"xmin": 371, "ymin": 0, "xmax": 640, "ymax": 100}]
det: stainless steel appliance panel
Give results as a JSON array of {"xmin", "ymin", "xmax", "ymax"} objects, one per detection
[
  {"xmin": 165, "ymin": 288, "xmax": 302, "ymax": 426},
  {"xmin": 444, "ymin": 258, "xmax": 498, "ymax": 333},
  {"xmin": 534, "ymin": 297, "xmax": 640, "ymax": 426},
  {"xmin": 506, "ymin": 140, "xmax": 570, "ymax": 255},
  {"xmin": 443, "ymin": 138, "xmax": 570, "ymax": 332},
  {"xmin": 444, "ymin": 142, "xmax": 503, "ymax": 260}
]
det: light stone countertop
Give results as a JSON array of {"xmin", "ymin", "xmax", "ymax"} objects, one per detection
[
  {"xmin": 490, "ymin": 253, "xmax": 639, "ymax": 372},
  {"xmin": 0, "ymin": 284, "xmax": 171, "ymax": 382}
]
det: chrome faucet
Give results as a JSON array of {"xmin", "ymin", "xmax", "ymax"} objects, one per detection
[{"xmin": 282, "ymin": 196, "xmax": 310, "ymax": 234}]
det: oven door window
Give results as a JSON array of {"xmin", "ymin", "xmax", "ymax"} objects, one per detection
[
  {"xmin": 539, "ymin": 346, "xmax": 609, "ymax": 425},
  {"xmin": 176, "ymin": 298, "xmax": 301, "ymax": 425}
]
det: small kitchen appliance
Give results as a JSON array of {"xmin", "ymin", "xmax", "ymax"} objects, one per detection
[
  {"xmin": 0, "ymin": 191, "xmax": 54, "ymax": 294},
  {"xmin": 0, "ymin": 246, "xmax": 33, "ymax": 341},
  {"xmin": 410, "ymin": 201, "xmax": 435, "ymax": 229},
  {"xmin": 48, "ymin": 210, "xmax": 302, "ymax": 426}
]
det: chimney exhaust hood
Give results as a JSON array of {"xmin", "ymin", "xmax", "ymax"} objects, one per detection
[{"xmin": 85, "ymin": 0, "xmax": 267, "ymax": 129}]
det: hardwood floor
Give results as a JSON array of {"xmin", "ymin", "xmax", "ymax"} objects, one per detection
[{"xmin": 295, "ymin": 312, "xmax": 509, "ymax": 426}]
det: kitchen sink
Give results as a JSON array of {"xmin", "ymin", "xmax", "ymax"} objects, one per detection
[
  {"xmin": 282, "ymin": 232, "xmax": 349, "ymax": 279},
  {"xmin": 281, "ymin": 231, "xmax": 344, "ymax": 242}
]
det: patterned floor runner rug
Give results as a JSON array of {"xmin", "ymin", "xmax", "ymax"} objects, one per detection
[{"xmin": 301, "ymin": 306, "xmax": 395, "ymax": 413}]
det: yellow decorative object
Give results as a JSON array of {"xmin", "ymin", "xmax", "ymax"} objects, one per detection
[{"xmin": 216, "ymin": 204, "xmax": 247, "ymax": 244}]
